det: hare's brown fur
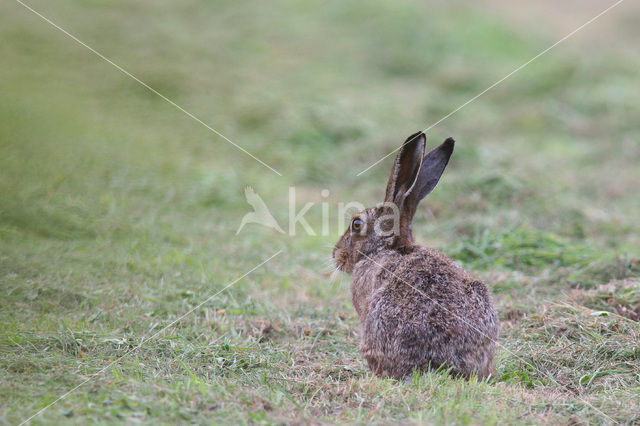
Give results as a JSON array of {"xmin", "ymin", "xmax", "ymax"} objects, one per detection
[{"xmin": 333, "ymin": 132, "xmax": 498, "ymax": 380}]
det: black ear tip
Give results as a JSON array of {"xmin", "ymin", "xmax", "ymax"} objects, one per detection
[{"xmin": 443, "ymin": 137, "xmax": 455, "ymax": 151}]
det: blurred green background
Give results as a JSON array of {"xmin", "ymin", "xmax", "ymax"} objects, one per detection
[{"xmin": 1, "ymin": 0, "xmax": 639, "ymax": 423}]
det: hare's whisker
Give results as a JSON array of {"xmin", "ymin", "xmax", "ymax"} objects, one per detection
[{"xmin": 330, "ymin": 267, "xmax": 341, "ymax": 283}]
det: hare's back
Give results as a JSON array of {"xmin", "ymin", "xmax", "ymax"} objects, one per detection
[{"xmin": 366, "ymin": 247, "xmax": 496, "ymax": 349}]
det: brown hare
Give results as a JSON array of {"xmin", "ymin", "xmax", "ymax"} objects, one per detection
[{"xmin": 333, "ymin": 132, "xmax": 498, "ymax": 380}]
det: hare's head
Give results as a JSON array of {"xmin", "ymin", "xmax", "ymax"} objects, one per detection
[{"xmin": 333, "ymin": 132, "xmax": 454, "ymax": 273}]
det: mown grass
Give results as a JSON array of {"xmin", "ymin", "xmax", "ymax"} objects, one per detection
[{"xmin": 1, "ymin": 0, "xmax": 639, "ymax": 424}]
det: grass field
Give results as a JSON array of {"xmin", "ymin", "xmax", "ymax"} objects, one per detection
[{"xmin": 1, "ymin": 0, "xmax": 639, "ymax": 424}]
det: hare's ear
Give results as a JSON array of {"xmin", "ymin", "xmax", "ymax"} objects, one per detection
[
  {"xmin": 404, "ymin": 137, "xmax": 455, "ymax": 218},
  {"xmin": 384, "ymin": 132, "xmax": 426, "ymax": 206}
]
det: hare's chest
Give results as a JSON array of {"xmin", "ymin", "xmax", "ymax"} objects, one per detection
[{"xmin": 350, "ymin": 258, "xmax": 395, "ymax": 323}]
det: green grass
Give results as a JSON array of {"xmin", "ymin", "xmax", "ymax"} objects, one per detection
[{"xmin": 1, "ymin": 0, "xmax": 639, "ymax": 423}]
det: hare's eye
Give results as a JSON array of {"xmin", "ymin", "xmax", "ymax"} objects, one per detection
[{"xmin": 351, "ymin": 218, "xmax": 363, "ymax": 233}]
